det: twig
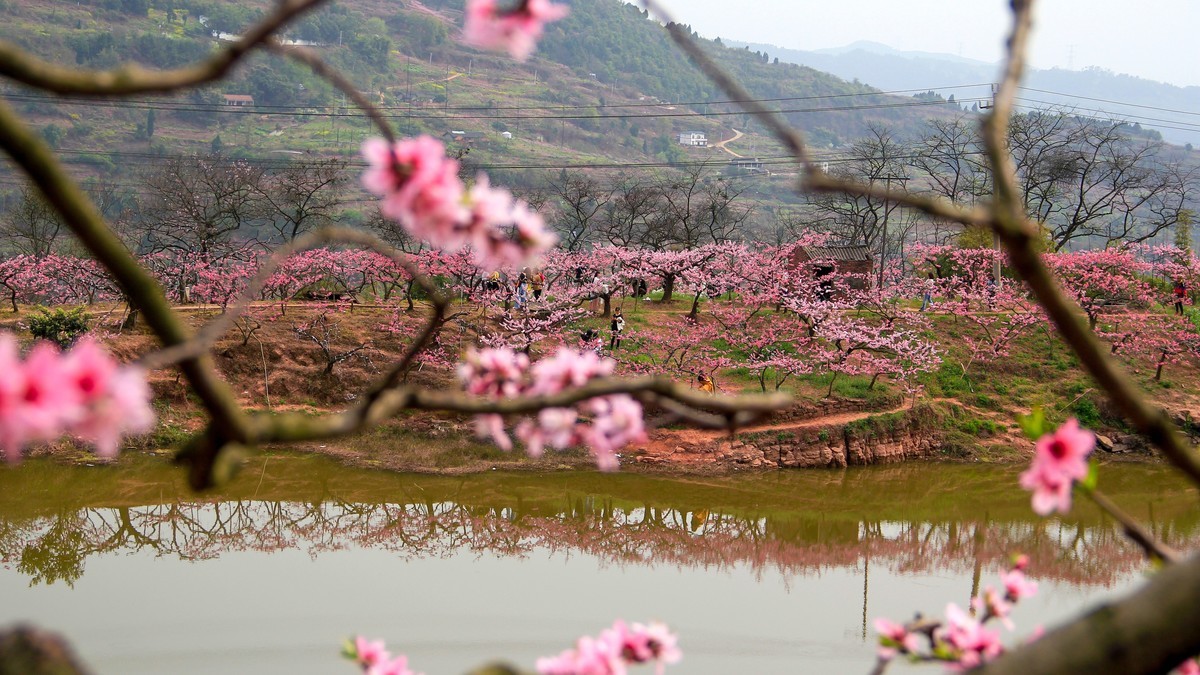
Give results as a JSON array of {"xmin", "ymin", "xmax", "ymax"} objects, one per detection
[
  {"xmin": 264, "ymin": 40, "xmax": 397, "ymax": 143},
  {"xmin": 249, "ymin": 379, "xmax": 792, "ymax": 444},
  {"xmin": 1083, "ymin": 487, "xmax": 1180, "ymax": 564}
]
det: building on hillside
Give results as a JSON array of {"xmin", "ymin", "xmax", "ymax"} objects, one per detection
[
  {"xmin": 677, "ymin": 131, "xmax": 708, "ymax": 147},
  {"xmin": 222, "ymin": 94, "xmax": 255, "ymax": 107},
  {"xmin": 789, "ymin": 245, "xmax": 874, "ymax": 294},
  {"xmin": 443, "ymin": 130, "xmax": 488, "ymax": 144},
  {"xmin": 729, "ymin": 157, "xmax": 767, "ymax": 174}
]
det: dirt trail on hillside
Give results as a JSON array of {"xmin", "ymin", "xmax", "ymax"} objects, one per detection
[{"xmin": 714, "ymin": 128, "xmax": 743, "ymax": 157}]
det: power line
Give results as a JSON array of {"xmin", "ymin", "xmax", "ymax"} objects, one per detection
[
  {"xmin": 1018, "ymin": 86, "xmax": 1200, "ymax": 118},
  {"xmin": 2, "ymin": 91, "xmax": 990, "ymax": 121}
]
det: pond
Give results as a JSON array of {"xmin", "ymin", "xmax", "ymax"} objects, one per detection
[{"xmin": 1, "ymin": 454, "xmax": 1197, "ymax": 674}]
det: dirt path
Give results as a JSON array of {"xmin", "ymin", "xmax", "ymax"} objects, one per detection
[{"xmin": 713, "ymin": 128, "xmax": 743, "ymax": 157}]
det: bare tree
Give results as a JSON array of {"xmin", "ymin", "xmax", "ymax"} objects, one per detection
[
  {"xmin": 545, "ymin": 171, "xmax": 612, "ymax": 251},
  {"xmin": 600, "ymin": 174, "xmax": 665, "ymax": 247},
  {"xmin": 256, "ymin": 158, "xmax": 347, "ymax": 243},
  {"xmin": 806, "ymin": 125, "xmax": 911, "ymax": 249},
  {"xmin": 1, "ymin": 184, "xmax": 63, "ymax": 257},
  {"xmin": 912, "ymin": 115, "xmax": 990, "ymax": 207},
  {"xmin": 135, "ymin": 154, "xmax": 266, "ymax": 259}
]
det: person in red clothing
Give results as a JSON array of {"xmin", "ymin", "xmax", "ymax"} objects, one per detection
[{"xmin": 1174, "ymin": 280, "xmax": 1187, "ymax": 315}]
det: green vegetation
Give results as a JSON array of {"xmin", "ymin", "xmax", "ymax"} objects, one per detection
[{"xmin": 27, "ymin": 306, "xmax": 89, "ymax": 348}]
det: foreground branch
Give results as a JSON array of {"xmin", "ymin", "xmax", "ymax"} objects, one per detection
[
  {"xmin": 249, "ymin": 379, "xmax": 792, "ymax": 443},
  {"xmin": 0, "ymin": 97, "xmax": 251, "ymax": 446},
  {"xmin": 0, "ymin": 0, "xmax": 326, "ymax": 95},
  {"xmin": 978, "ymin": 551, "xmax": 1200, "ymax": 675}
]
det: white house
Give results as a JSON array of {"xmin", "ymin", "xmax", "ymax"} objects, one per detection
[{"xmin": 677, "ymin": 131, "xmax": 708, "ymax": 147}]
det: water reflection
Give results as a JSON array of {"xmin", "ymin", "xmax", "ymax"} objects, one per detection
[{"xmin": 2, "ymin": 455, "xmax": 1197, "ymax": 590}]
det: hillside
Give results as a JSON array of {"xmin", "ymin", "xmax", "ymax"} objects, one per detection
[{"xmin": 0, "ymin": 0, "xmax": 964, "ymax": 197}]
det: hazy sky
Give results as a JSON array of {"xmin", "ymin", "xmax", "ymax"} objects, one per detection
[{"xmin": 646, "ymin": 1, "xmax": 1200, "ymax": 88}]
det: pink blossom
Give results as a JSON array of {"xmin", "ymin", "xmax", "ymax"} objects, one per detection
[
  {"xmin": 0, "ymin": 334, "xmax": 154, "ymax": 463},
  {"xmin": 516, "ymin": 407, "xmax": 579, "ymax": 457},
  {"xmin": 361, "ymin": 136, "xmax": 467, "ymax": 247},
  {"xmin": 475, "ymin": 413, "xmax": 513, "ymax": 452},
  {"xmin": 941, "ymin": 603, "xmax": 1004, "ymax": 669},
  {"xmin": 353, "ymin": 637, "xmax": 389, "ymax": 668},
  {"xmin": 537, "ymin": 620, "xmax": 680, "ymax": 675},
  {"xmin": 345, "ymin": 636, "xmax": 420, "ymax": 675},
  {"xmin": 873, "ymin": 617, "xmax": 920, "ymax": 660},
  {"xmin": 607, "ymin": 620, "xmax": 681, "ymax": 669},
  {"xmin": 463, "ymin": 0, "xmax": 569, "ymax": 61},
  {"xmin": 1000, "ymin": 568, "xmax": 1038, "ymax": 602},
  {"xmin": 530, "ymin": 348, "xmax": 614, "ymax": 395},
  {"xmin": 63, "ymin": 339, "xmax": 155, "ymax": 458},
  {"xmin": 536, "ymin": 634, "xmax": 624, "ymax": 675},
  {"xmin": 1019, "ymin": 418, "xmax": 1095, "ymax": 515},
  {"xmin": 972, "ymin": 587, "xmax": 1014, "ymax": 630},
  {"xmin": 1174, "ymin": 658, "xmax": 1200, "ymax": 675},
  {"xmin": 458, "ymin": 347, "xmax": 530, "ymax": 398},
  {"xmin": 581, "ymin": 395, "xmax": 646, "ymax": 471}
]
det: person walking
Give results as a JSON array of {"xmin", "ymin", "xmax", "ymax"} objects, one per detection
[
  {"xmin": 531, "ymin": 269, "xmax": 545, "ymax": 301},
  {"xmin": 1175, "ymin": 279, "xmax": 1187, "ymax": 315},
  {"xmin": 920, "ymin": 275, "xmax": 934, "ymax": 312},
  {"xmin": 515, "ymin": 276, "xmax": 528, "ymax": 310},
  {"xmin": 610, "ymin": 308, "xmax": 625, "ymax": 350}
]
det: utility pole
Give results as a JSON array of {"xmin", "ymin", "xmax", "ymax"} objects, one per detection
[{"xmin": 878, "ymin": 175, "xmax": 891, "ymax": 291}]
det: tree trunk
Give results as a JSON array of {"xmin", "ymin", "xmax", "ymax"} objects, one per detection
[
  {"xmin": 976, "ymin": 551, "xmax": 1200, "ymax": 675},
  {"xmin": 688, "ymin": 291, "xmax": 702, "ymax": 320},
  {"xmin": 121, "ymin": 306, "xmax": 138, "ymax": 331},
  {"xmin": 602, "ymin": 294, "xmax": 611, "ymax": 318},
  {"xmin": 660, "ymin": 274, "xmax": 675, "ymax": 302}
]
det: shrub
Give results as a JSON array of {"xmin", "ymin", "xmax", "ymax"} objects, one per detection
[
  {"xmin": 28, "ymin": 306, "xmax": 90, "ymax": 348},
  {"xmin": 1071, "ymin": 397, "xmax": 1101, "ymax": 428}
]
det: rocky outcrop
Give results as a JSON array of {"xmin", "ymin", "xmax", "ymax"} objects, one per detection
[{"xmin": 633, "ymin": 405, "xmax": 945, "ymax": 470}]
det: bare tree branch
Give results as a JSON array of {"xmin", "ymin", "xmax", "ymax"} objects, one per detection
[{"xmin": 0, "ymin": 0, "xmax": 327, "ymax": 95}]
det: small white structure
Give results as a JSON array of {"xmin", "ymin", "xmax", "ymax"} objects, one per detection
[
  {"xmin": 501, "ymin": 131, "xmax": 513, "ymax": 140},
  {"xmin": 677, "ymin": 131, "xmax": 708, "ymax": 147}
]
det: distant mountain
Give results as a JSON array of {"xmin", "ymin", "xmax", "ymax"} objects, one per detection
[{"xmin": 730, "ymin": 40, "xmax": 1200, "ymax": 146}]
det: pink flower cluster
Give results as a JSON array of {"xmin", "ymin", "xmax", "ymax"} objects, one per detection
[
  {"xmin": 362, "ymin": 136, "xmax": 556, "ymax": 272},
  {"xmin": 458, "ymin": 347, "xmax": 646, "ymax": 470},
  {"xmin": 346, "ymin": 636, "xmax": 420, "ymax": 675},
  {"xmin": 1019, "ymin": 418, "xmax": 1095, "ymax": 515},
  {"xmin": 463, "ymin": 0, "xmax": 569, "ymax": 61},
  {"xmin": 0, "ymin": 335, "xmax": 154, "ymax": 463},
  {"xmin": 875, "ymin": 557, "xmax": 1037, "ymax": 670},
  {"xmin": 536, "ymin": 620, "xmax": 681, "ymax": 675}
]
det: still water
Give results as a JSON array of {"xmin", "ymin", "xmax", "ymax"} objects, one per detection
[{"xmin": 1, "ymin": 454, "xmax": 1197, "ymax": 674}]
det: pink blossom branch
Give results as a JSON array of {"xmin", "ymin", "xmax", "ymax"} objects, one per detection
[
  {"xmin": 0, "ymin": 0, "xmax": 328, "ymax": 95},
  {"xmin": 976, "ymin": 551, "xmax": 1200, "ymax": 675},
  {"xmin": 975, "ymin": 1, "xmax": 1200, "ymax": 487},
  {"xmin": 250, "ymin": 377, "xmax": 791, "ymax": 444},
  {"xmin": 0, "ymin": 95, "xmax": 252, "ymax": 448}
]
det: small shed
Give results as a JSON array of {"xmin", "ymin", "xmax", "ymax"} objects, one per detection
[
  {"xmin": 222, "ymin": 94, "xmax": 255, "ymax": 107},
  {"xmin": 789, "ymin": 245, "xmax": 874, "ymax": 292}
]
